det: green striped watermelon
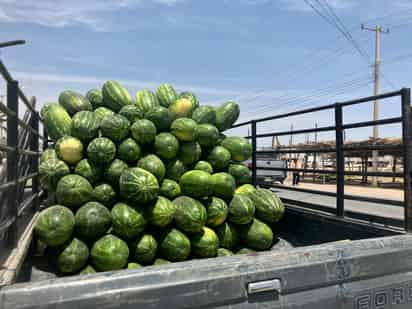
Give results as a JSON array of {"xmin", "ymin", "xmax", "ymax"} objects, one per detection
[
  {"xmin": 86, "ymin": 89, "xmax": 104, "ymax": 109},
  {"xmin": 41, "ymin": 103, "xmax": 72, "ymax": 141},
  {"xmin": 71, "ymin": 111, "xmax": 100, "ymax": 142},
  {"xmin": 136, "ymin": 89, "xmax": 159, "ymax": 114},
  {"xmin": 156, "ymin": 84, "xmax": 178, "ymax": 108},
  {"xmin": 102, "ymin": 80, "xmax": 132, "ymax": 112},
  {"xmin": 58, "ymin": 90, "xmax": 92, "ymax": 115}
]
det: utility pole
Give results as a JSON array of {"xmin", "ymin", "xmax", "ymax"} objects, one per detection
[{"xmin": 361, "ymin": 24, "xmax": 389, "ymax": 186}]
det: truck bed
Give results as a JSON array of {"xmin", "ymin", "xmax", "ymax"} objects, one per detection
[{"xmin": 2, "ymin": 206, "xmax": 410, "ymax": 309}]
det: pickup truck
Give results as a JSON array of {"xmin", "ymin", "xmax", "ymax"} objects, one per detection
[
  {"xmin": 1, "ymin": 61, "xmax": 412, "ymax": 309},
  {"xmin": 246, "ymin": 158, "xmax": 287, "ymax": 184}
]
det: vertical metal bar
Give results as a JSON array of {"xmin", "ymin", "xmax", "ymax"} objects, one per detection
[
  {"xmin": 401, "ymin": 88, "xmax": 412, "ymax": 232},
  {"xmin": 335, "ymin": 103, "xmax": 345, "ymax": 217},
  {"xmin": 6, "ymin": 80, "xmax": 19, "ymax": 247},
  {"xmin": 251, "ymin": 121, "xmax": 257, "ymax": 186},
  {"xmin": 42, "ymin": 123, "xmax": 48, "ymax": 151},
  {"xmin": 31, "ymin": 97, "xmax": 39, "ymax": 211}
]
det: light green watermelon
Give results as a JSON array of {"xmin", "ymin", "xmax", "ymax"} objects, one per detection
[
  {"xmin": 41, "ymin": 103, "xmax": 72, "ymax": 141},
  {"xmin": 136, "ymin": 89, "xmax": 159, "ymax": 114},
  {"xmin": 156, "ymin": 83, "xmax": 178, "ymax": 108},
  {"xmin": 55, "ymin": 136, "xmax": 83, "ymax": 165},
  {"xmin": 102, "ymin": 80, "xmax": 132, "ymax": 112}
]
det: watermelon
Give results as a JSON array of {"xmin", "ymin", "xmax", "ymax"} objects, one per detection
[
  {"xmin": 118, "ymin": 138, "xmax": 141, "ymax": 163},
  {"xmin": 228, "ymin": 194, "xmax": 255, "ymax": 225},
  {"xmin": 165, "ymin": 159, "xmax": 186, "ymax": 181},
  {"xmin": 74, "ymin": 159, "xmax": 102, "ymax": 185},
  {"xmin": 39, "ymin": 159, "xmax": 70, "ymax": 192},
  {"xmin": 118, "ymin": 105, "xmax": 143, "ymax": 123},
  {"xmin": 169, "ymin": 98, "xmax": 194, "ymax": 119},
  {"xmin": 104, "ymin": 159, "xmax": 128, "ymax": 186},
  {"xmin": 228, "ymin": 163, "xmax": 251, "ymax": 185},
  {"xmin": 71, "ymin": 111, "xmax": 100, "ymax": 142},
  {"xmin": 79, "ymin": 265, "xmax": 96, "ymax": 275},
  {"xmin": 131, "ymin": 119, "xmax": 157, "ymax": 144},
  {"xmin": 154, "ymin": 133, "xmax": 179, "ymax": 160},
  {"xmin": 94, "ymin": 107, "xmax": 115, "ymax": 123},
  {"xmin": 86, "ymin": 89, "xmax": 104, "ymax": 109},
  {"xmin": 91, "ymin": 234, "xmax": 129, "ymax": 271},
  {"xmin": 111, "ymin": 202, "xmax": 146, "ymax": 239},
  {"xmin": 136, "ymin": 89, "xmax": 159, "ymax": 114},
  {"xmin": 75, "ymin": 202, "xmax": 112, "ymax": 241},
  {"xmin": 235, "ymin": 184, "xmax": 257, "ymax": 197},
  {"xmin": 170, "ymin": 118, "xmax": 198, "ymax": 142},
  {"xmin": 119, "ymin": 167, "xmax": 159, "ymax": 204},
  {"xmin": 217, "ymin": 248, "xmax": 234, "ymax": 257},
  {"xmin": 58, "ymin": 90, "xmax": 92, "ymax": 115},
  {"xmin": 179, "ymin": 91, "xmax": 199, "ymax": 110},
  {"xmin": 137, "ymin": 154, "xmax": 166, "ymax": 182},
  {"xmin": 238, "ymin": 218, "xmax": 274, "ymax": 251},
  {"xmin": 196, "ymin": 124, "xmax": 219, "ymax": 147},
  {"xmin": 211, "ymin": 172, "xmax": 236, "ymax": 200},
  {"xmin": 100, "ymin": 114, "xmax": 130, "ymax": 142},
  {"xmin": 92, "ymin": 183, "xmax": 116, "ymax": 207},
  {"xmin": 102, "ymin": 80, "xmax": 132, "ymax": 112},
  {"xmin": 158, "ymin": 228, "xmax": 191, "ymax": 262},
  {"xmin": 132, "ymin": 234, "xmax": 157, "ymax": 265},
  {"xmin": 34, "ymin": 205, "xmax": 74, "ymax": 246},
  {"xmin": 206, "ymin": 146, "xmax": 231, "ymax": 171},
  {"xmin": 87, "ymin": 137, "xmax": 116, "ymax": 164},
  {"xmin": 204, "ymin": 197, "xmax": 228, "ymax": 227},
  {"xmin": 40, "ymin": 148, "xmax": 57, "ymax": 163},
  {"xmin": 173, "ymin": 196, "xmax": 207, "ymax": 233},
  {"xmin": 127, "ymin": 262, "xmax": 142, "ymax": 269},
  {"xmin": 159, "ymin": 179, "xmax": 181, "ymax": 199},
  {"xmin": 237, "ymin": 248, "xmax": 255, "ymax": 255},
  {"xmin": 190, "ymin": 227, "xmax": 219, "ymax": 258},
  {"xmin": 145, "ymin": 106, "xmax": 174, "ymax": 132},
  {"xmin": 250, "ymin": 188, "xmax": 285, "ymax": 224},
  {"xmin": 193, "ymin": 161, "xmax": 213, "ymax": 174},
  {"xmin": 179, "ymin": 142, "xmax": 201, "ymax": 166},
  {"xmin": 156, "ymin": 84, "xmax": 178, "ymax": 108},
  {"xmin": 55, "ymin": 136, "xmax": 83, "ymax": 165},
  {"xmin": 214, "ymin": 222, "xmax": 239, "ymax": 250},
  {"xmin": 153, "ymin": 258, "xmax": 171, "ymax": 265},
  {"xmin": 221, "ymin": 137, "xmax": 252, "ymax": 162},
  {"xmin": 192, "ymin": 105, "xmax": 216, "ymax": 125},
  {"xmin": 146, "ymin": 196, "xmax": 175, "ymax": 227},
  {"xmin": 215, "ymin": 101, "xmax": 240, "ymax": 131},
  {"xmin": 180, "ymin": 170, "xmax": 213, "ymax": 198},
  {"xmin": 41, "ymin": 103, "xmax": 71, "ymax": 141},
  {"xmin": 56, "ymin": 238, "xmax": 89, "ymax": 274},
  {"xmin": 56, "ymin": 175, "xmax": 93, "ymax": 208}
]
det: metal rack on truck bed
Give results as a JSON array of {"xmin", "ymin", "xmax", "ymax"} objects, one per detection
[{"xmin": 1, "ymin": 60, "xmax": 412, "ymax": 309}]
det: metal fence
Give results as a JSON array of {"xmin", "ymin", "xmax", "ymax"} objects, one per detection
[
  {"xmin": 0, "ymin": 60, "xmax": 44, "ymax": 260},
  {"xmin": 233, "ymin": 89, "xmax": 412, "ymax": 232}
]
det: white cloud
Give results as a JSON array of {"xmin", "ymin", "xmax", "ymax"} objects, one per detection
[
  {"xmin": 0, "ymin": 0, "xmax": 184, "ymax": 31},
  {"xmin": 13, "ymin": 70, "xmax": 246, "ymax": 100}
]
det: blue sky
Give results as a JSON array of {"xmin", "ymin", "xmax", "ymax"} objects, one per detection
[{"xmin": 1, "ymin": 0, "xmax": 412, "ymax": 144}]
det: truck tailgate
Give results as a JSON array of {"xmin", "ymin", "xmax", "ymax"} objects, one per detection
[{"xmin": 1, "ymin": 234, "xmax": 412, "ymax": 309}]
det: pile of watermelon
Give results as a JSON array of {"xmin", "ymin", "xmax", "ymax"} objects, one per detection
[{"xmin": 35, "ymin": 81, "xmax": 284, "ymax": 275}]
